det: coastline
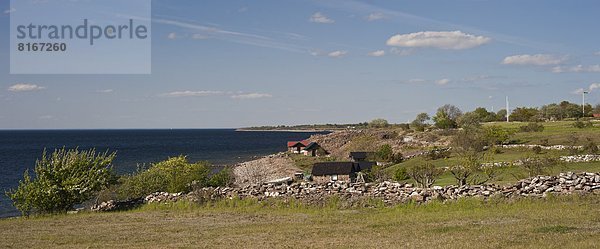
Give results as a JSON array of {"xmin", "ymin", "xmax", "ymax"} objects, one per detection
[{"xmin": 235, "ymin": 128, "xmax": 333, "ymax": 133}]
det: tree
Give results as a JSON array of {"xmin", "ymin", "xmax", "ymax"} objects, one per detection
[
  {"xmin": 411, "ymin": 113, "xmax": 430, "ymax": 131},
  {"xmin": 376, "ymin": 144, "xmax": 403, "ymax": 163},
  {"xmin": 483, "ymin": 125, "xmax": 512, "ymax": 145},
  {"xmin": 559, "ymin": 101, "xmax": 582, "ymax": 119},
  {"xmin": 450, "ymin": 151, "xmax": 496, "ymax": 186},
  {"xmin": 369, "ymin": 118, "xmax": 389, "ymax": 128},
  {"xmin": 594, "ymin": 104, "xmax": 600, "ymax": 115},
  {"xmin": 376, "ymin": 144, "xmax": 393, "ymax": 162},
  {"xmin": 518, "ymin": 154, "xmax": 561, "ymax": 177},
  {"xmin": 407, "ymin": 160, "xmax": 442, "ymax": 188},
  {"xmin": 7, "ymin": 148, "xmax": 117, "ymax": 216},
  {"xmin": 452, "ymin": 127, "xmax": 488, "ymax": 152},
  {"xmin": 496, "ymin": 109, "xmax": 508, "ymax": 122},
  {"xmin": 457, "ymin": 111, "xmax": 482, "ymax": 128},
  {"xmin": 433, "ymin": 104, "xmax": 462, "ymax": 129},
  {"xmin": 509, "ymin": 107, "xmax": 540, "ymax": 122},
  {"xmin": 472, "ymin": 107, "xmax": 497, "ymax": 122}
]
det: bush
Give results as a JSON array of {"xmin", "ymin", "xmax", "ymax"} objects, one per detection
[
  {"xmin": 452, "ymin": 128, "xmax": 488, "ymax": 152},
  {"xmin": 427, "ymin": 148, "xmax": 451, "ymax": 160},
  {"xmin": 407, "ymin": 161, "xmax": 442, "ymax": 188},
  {"xmin": 450, "ymin": 152, "xmax": 495, "ymax": 186},
  {"xmin": 207, "ymin": 167, "xmax": 234, "ymax": 187},
  {"xmin": 532, "ymin": 146, "xmax": 543, "ymax": 154},
  {"xmin": 375, "ymin": 144, "xmax": 404, "ymax": 163},
  {"xmin": 583, "ymin": 138, "xmax": 599, "ymax": 154},
  {"xmin": 573, "ymin": 120, "xmax": 593, "ymax": 129},
  {"xmin": 365, "ymin": 165, "xmax": 390, "ymax": 182},
  {"xmin": 518, "ymin": 155, "xmax": 561, "ymax": 177},
  {"xmin": 519, "ymin": 123, "xmax": 544, "ymax": 132},
  {"xmin": 6, "ymin": 148, "xmax": 117, "ymax": 216},
  {"xmin": 369, "ymin": 118, "xmax": 389, "ymax": 128},
  {"xmin": 116, "ymin": 156, "xmax": 212, "ymax": 200},
  {"xmin": 393, "ymin": 167, "xmax": 409, "ymax": 182}
]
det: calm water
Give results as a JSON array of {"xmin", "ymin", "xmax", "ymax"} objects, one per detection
[{"xmin": 0, "ymin": 129, "xmax": 323, "ymax": 218}]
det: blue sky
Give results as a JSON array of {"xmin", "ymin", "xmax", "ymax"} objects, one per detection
[{"xmin": 1, "ymin": 0, "xmax": 599, "ymax": 129}]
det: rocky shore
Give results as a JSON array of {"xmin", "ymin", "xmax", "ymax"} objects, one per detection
[{"xmin": 92, "ymin": 171, "xmax": 600, "ymax": 211}]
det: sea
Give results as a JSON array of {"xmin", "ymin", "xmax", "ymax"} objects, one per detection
[{"xmin": 0, "ymin": 129, "xmax": 325, "ymax": 218}]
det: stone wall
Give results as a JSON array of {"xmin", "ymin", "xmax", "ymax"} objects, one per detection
[{"xmin": 92, "ymin": 172, "xmax": 600, "ymax": 212}]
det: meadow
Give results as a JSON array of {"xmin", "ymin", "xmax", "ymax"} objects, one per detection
[{"xmin": 0, "ymin": 195, "xmax": 598, "ymax": 249}]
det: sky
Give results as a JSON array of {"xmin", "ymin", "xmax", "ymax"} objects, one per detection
[{"xmin": 1, "ymin": 0, "xmax": 600, "ymax": 129}]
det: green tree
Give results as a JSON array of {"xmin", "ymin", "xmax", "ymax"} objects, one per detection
[
  {"xmin": 433, "ymin": 104, "xmax": 462, "ymax": 129},
  {"xmin": 457, "ymin": 111, "xmax": 482, "ymax": 128},
  {"xmin": 369, "ymin": 118, "xmax": 389, "ymax": 128},
  {"xmin": 411, "ymin": 112, "xmax": 430, "ymax": 131},
  {"xmin": 483, "ymin": 125, "xmax": 512, "ymax": 145},
  {"xmin": 117, "ymin": 156, "xmax": 212, "ymax": 200},
  {"xmin": 496, "ymin": 109, "xmax": 508, "ymax": 122},
  {"xmin": 509, "ymin": 107, "xmax": 540, "ymax": 122},
  {"xmin": 376, "ymin": 144, "xmax": 394, "ymax": 162},
  {"xmin": 593, "ymin": 104, "xmax": 600, "ymax": 115},
  {"xmin": 407, "ymin": 161, "xmax": 442, "ymax": 188},
  {"xmin": 7, "ymin": 148, "xmax": 117, "ymax": 216}
]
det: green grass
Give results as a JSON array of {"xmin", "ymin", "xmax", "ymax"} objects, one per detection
[
  {"xmin": 484, "ymin": 121, "xmax": 600, "ymax": 145},
  {"xmin": 289, "ymin": 153, "xmax": 337, "ymax": 171},
  {"xmin": 1, "ymin": 195, "xmax": 599, "ymax": 248},
  {"xmin": 386, "ymin": 154, "xmax": 600, "ymax": 187}
]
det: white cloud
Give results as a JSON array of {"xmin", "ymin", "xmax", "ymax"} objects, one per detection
[
  {"xmin": 167, "ymin": 32, "xmax": 177, "ymax": 40},
  {"xmin": 572, "ymin": 88, "xmax": 586, "ymax": 95},
  {"xmin": 389, "ymin": 47, "xmax": 413, "ymax": 56},
  {"xmin": 552, "ymin": 65, "xmax": 600, "ymax": 73},
  {"xmin": 327, "ymin": 50, "xmax": 347, "ymax": 58},
  {"xmin": 309, "ymin": 12, "xmax": 334, "ymax": 24},
  {"xmin": 97, "ymin": 89, "xmax": 114, "ymax": 93},
  {"xmin": 398, "ymin": 79, "xmax": 427, "ymax": 84},
  {"xmin": 436, "ymin": 78, "xmax": 450, "ymax": 85},
  {"xmin": 161, "ymin": 91, "xmax": 224, "ymax": 97},
  {"xmin": 4, "ymin": 8, "xmax": 16, "ymax": 14},
  {"xmin": 502, "ymin": 54, "xmax": 566, "ymax": 66},
  {"xmin": 365, "ymin": 12, "xmax": 385, "ymax": 21},
  {"xmin": 572, "ymin": 83, "xmax": 600, "ymax": 95},
  {"xmin": 8, "ymin": 83, "xmax": 45, "ymax": 92},
  {"xmin": 367, "ymin": 50, "xmax": 385, "ymax": 57},
  {"xmin": 231, "ymin": 93, "xmax": 272, "ymax": 99},
  {"xmin": 39, "ymin": 115, "xmax": 54, "ymax": 120},
  {"xmin": 386, "ymin": 31, "xmax": 490, "ymax": 50},
  {"xmin": 595, "ymin": 51, "xmax": 600, "ymax": 56},
  {"xmin": 192, "ymin": 34, "xmax": 208, "ymax": 40}
]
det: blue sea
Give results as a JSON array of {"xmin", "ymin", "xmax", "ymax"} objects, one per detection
[{"xmin": 0, "ymin": 129, "xmax": 324, "ymax": 218}]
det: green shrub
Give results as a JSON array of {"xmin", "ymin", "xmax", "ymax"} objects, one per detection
[
  {"xmin": 116, "ymin": 156, "xmax": 211, "ymax": 200},
  {"xmin": 6, "ymin": 148, "xmax": 117, "ymax": 216},
  {"xmin": 583, "ymin": 138, "xmax": 599, "ymax": 154},
  {"xmin": 407, "ymin": 161, "xmax": 442, "ymax": 188},
  {"xmin": 519, "ymin": 123, "xmax": 544, "ymax": 132},
  {"xmin": 573, "ymin": 120, "xmax": 593, "ymax": 129},
  {"xmin": 207, "ymin": 167, "xmax": 234, "ymax": 187},
  {"xmin": 393, "ymin": 167, "xmax": 409, "ymax": 181},
  {"xmin": 532, "ymin": 146, "xmax": 543, "ymax": 154}
]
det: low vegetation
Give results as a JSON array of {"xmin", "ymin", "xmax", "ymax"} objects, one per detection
[
  {"xmin": 6, "ymin": 148, "xmax": 117, "ymax": 216},
  {"xmin": 1, "ymin": 195, "xmax": 598, "ymax": 248},
  {"xmin": 107, "ymin": 156, "xmax": 233, "ymax": 202}
]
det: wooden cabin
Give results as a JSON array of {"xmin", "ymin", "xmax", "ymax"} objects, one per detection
[
  {"xmin": 287, "ymin": 140, "xmax": 309, "ymax": 153},
  {"xmin": 311, "ymin": 161, "xmax": 375, "ymax": 183}
]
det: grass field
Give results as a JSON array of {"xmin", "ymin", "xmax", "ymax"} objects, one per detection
[
  {"xmin": 1, "ymin": 195, "xmax": 599, "ymax": 249},
  {"xmin": 484, "ymin": 120, "xmax": 600, "ymax": 146}
]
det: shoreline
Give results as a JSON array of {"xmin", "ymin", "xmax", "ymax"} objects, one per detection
[{"xmin": 235, "ymin": 128, "xmax": 333, "ymax": 133}]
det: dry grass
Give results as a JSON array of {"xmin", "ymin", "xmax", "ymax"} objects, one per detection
[{"xmin": 1, "ymin": 195, "xmax": 599, "ymax": 249}]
